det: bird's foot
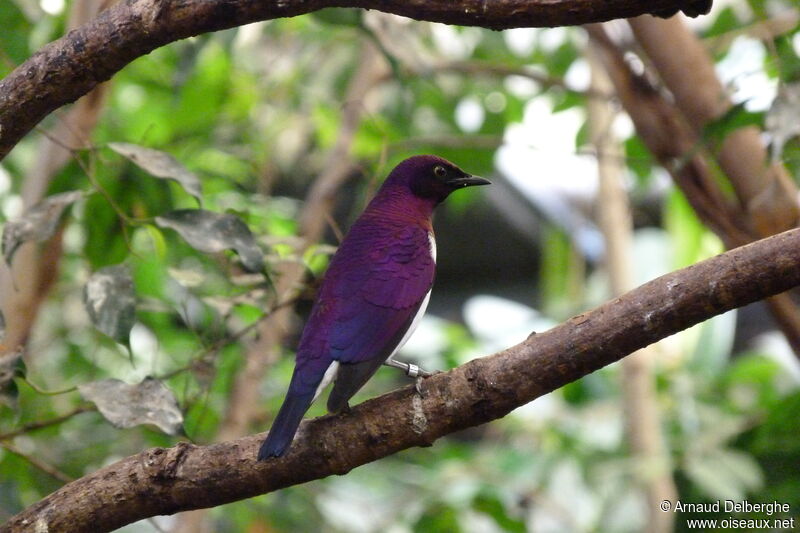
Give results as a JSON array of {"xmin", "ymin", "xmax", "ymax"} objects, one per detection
[
  {"xmin": 414, "ymin": 369, "xmax": 442, "ymax": 396},
  {"xmin": 383, "ymin": 358, "xmax": 432, "ymax": 378},
  {"xmin": 415, "ymin": 376, "xmax": 425, "ymax": 396}
]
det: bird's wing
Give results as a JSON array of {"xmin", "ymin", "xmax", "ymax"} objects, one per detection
[
  {"xmin": 328, "ymin": 223, "xmax": 434, "ymax": 364},
  {"xmin": 288, "ymin": 222, "xmax": 433, "ymax": 410},
  {"xmin": 317, "ymin": 223, "xmax": 434, "ymax": 411},
  {"xmin": 326, "ymin": 299, "xmax": 425, "ymax": 413}
]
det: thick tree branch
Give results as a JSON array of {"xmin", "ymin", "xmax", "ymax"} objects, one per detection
[
  {"xmin": 5, "ymin": 227, "xmax": 800, "ymax": 532},
  {"xmin": 0, "ymin": 0, "xmax": 704, "ymax": 161}
]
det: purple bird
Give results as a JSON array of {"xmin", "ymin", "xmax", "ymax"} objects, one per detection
[{"xmin": 258, "ymin": 155, "xmax": 490, "ymax": 459}]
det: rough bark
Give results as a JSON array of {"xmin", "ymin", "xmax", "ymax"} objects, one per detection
[
  {"xmin": 627, "ymin": 15, "xmax": 800, "ymax": 356},
  {"xmin": 0, "ymin": 0, "xmax": 706, "ymax": 161},
  {"xmin": 5, "ymin": 226, "xmax": 800, "ymax": 533}
]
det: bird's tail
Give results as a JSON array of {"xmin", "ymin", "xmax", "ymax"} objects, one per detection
[{"xmin": 258, "ymin": 391, "xmax": 315, "ymax": 460}]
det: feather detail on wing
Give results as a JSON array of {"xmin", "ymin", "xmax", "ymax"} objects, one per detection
[
  {"xmin": 327, "ymin": 223, "xmax": 435, "ymax": 363},
  {"xmin": 290, "ymin": 218, "xmax": 435, "ymax": 410}
]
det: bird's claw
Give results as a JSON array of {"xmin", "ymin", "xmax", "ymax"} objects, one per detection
[
  {"xmin": 414, "ymin": 368, "xmax": 443, "ymax": 396},
  {"xmin": 414, "ymin": 376, "xmax": 425, "ymax": 396}
]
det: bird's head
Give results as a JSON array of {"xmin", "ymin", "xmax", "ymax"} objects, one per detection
[{"xmin": 386, "ymin": 155, "xmax": 491, "ymax": 205}]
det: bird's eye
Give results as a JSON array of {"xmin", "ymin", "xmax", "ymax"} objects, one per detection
[{"xmin": 433, "ymin": 165, "xmax": 447, "ymax": 178}]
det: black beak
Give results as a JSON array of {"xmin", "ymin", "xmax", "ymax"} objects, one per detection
[{"xmin": 447, "ymin": 174, "xmax": 491, "ymax": 188}]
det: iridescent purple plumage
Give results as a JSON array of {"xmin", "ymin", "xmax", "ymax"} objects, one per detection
[{"xmin": 258, "ymin": 155, "xmax": 489, "ymax": 459}]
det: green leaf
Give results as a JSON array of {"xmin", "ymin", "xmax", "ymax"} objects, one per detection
[
  {"xmin": 773, "ymin": 35, "xmax": 800, "ymax": 84},
  {"xmin": 723, "ymin": 353, "xmax": 781, "ymax": 408},
  {"xmin": 684, "ymin": 448, "xmax": 764, "ymax": 501},
  {"xmin": 83, "ymin": 264, "xmax": 136, "ymax": 347},
  {"xmin": 78, "ymin": 377, "xmax": 184, "ymax": 435},
  {"xmin": 109, "ymin": 142, "xmax": 203, "ymax": 205},
  {"xmin": 625, "ymin": 136, "xmax": 654, "ymax": 184},
  {"xmin": 414, "ymin": 503, "xmax": 462, "ymax": 533},
  {"xmin": 574, "ymin": 119, "xmax": 589, "ymax": 150},
  {"xmin": 664, "ymin": 188, "xmax": 707, "ymax": 269},
  {"xmin": 83, "ymin": 192, "xmax": 130, "ymax": 269},
  {"xmin": 473, "ymin": 491, "xmax": 526, "ymax": 533},
  {"xmin": 1, "ymin": 191, "xmax": 83, "ymax": 265},
  {"xmin": 311, "ymin": 8, "xmax": 363, "ymax": 28},
  {"xmin": 0, "ymin": 2, "xmax": 31, "ymax": 77},
  {"xmin": 155, "ymin": 209, "xmax": 265, "ymax": 273},
  {"xmin": 752, "ymin": 392, "xmax": 800, "ymax": 455},
  {"xmin": 547, "ymin": 41, "xmax": 579, "ymax": 78},
  {"xmin": 551, "ymin": 90, "xmax": 584, "ymax": 113},
  {"xmin": 703, "ymin": 6, "xmax": 742, "ymax": 39}
]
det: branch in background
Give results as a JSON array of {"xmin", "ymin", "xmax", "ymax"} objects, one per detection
[
  {"xmin": 0, "ymin": 0, "xmax": 113, "ymax": 375},
  {"xmin": 0, "ymin": 442, "xmax": 72, "ymax": 484},
  {"xmin": 704, "ymin": 8, "xmax": 799, "ymax": 53},
  {"xmin": 587, "ymin": 49, "xmax": 675, "ymax": 533},
  {"xmin": 585, "ymin": 24, "xmax": 749, "ymax": 247},
  {"xmin": 5, "ymin": 227, "xmax": 800, "ymax": 533},
  {"xmin": 587, "ymin": 20, "xmax": 800, "ymax": 358},
  {"xmin": 628, "ymin": 15, "xmax": 800, "ymax": 237},
  {"xmin": 432, "ymin": 60, "xmax": 611, "ymax": 99},
  {"xmin": 0, "ymin": 405, "xmax": 94, "ymax": 441},
  {"xmin": 0, "ymin": 0, "xmax": 710, "ymax": 161},
  {"xmin": 627, "ymin": 15, "xmax": 800, "ymax": 357}
]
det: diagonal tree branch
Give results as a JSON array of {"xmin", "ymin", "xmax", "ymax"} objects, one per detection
[
  {"xmin": 0, "ymin": 0, "xmax": 706, "ymax": 161},
  {"xmin": 586, "ymin": 21, "xmax": 800, "ymax": 358},
  {"xmin": 5, "ymin": 226, "xmax": 800, "ymax": 533},
  {"xmin": 628, "ymin": 15, "xmax": 800, "ymax": 238}
]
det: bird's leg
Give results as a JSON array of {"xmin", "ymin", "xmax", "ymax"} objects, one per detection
[
  {"xmin": 384, "ymin": 358, "xmax": 438, "ymax": 396},
  {"xmin": 383, "ymin": 358, "xmax": 432, "ymax": 378}
]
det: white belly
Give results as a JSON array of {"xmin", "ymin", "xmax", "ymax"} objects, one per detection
[{"xmin": 389, "ymin": 289, "xmax": 431, "ymax": 361}]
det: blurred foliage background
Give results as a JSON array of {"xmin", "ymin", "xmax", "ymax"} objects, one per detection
[{"xmin": 1, "ymin": 0, "xmax": 800, "ymax": 531}]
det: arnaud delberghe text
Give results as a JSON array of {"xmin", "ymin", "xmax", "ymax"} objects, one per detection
[{"xmin": 673, "ymin": 500, "xmax": 790, "ymax": 515}]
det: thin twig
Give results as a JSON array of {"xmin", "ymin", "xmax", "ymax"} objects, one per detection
[
  {"xmin": 156, "ymin": 294, "xmax": 303, "ymax": 382},
  {"xmin": 0, "ymin": 441, "xmax": 74, "ymax": 483},
  {"xmin": 434, "ymin": 60, "xmax": 611, "ymax": 99},
  {"xmin": 20, "ymin": 377, "xmax": 78, "ymax": 396},
  {"xmin": 0, "ymin": 406, "xmax": 95, "ymax": 441}
]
